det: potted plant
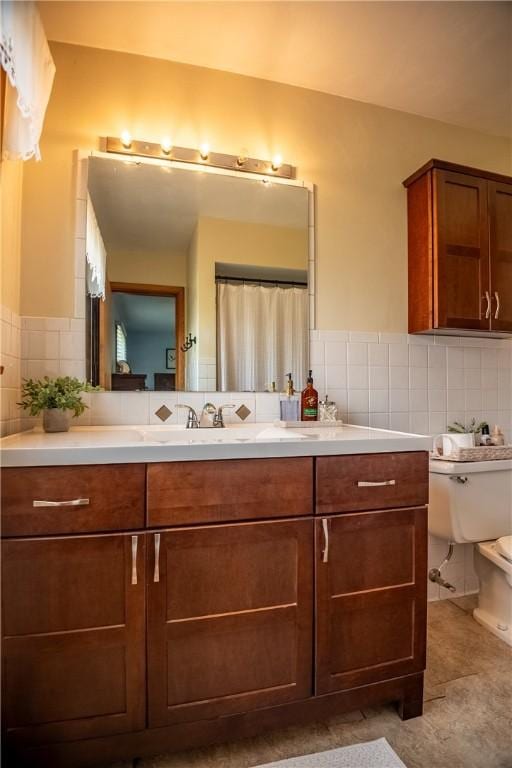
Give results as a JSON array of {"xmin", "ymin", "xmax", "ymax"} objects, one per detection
[
  {"xmin": 447, "ymin": 418, "xmax": 489, "ymax": 435},
  {"xmin": 18, "ymin": 376, "xmax": 96, "ymax": 433}
]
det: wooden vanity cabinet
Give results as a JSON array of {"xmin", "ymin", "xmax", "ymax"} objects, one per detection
[
  {"xmin": 147, "ymin": 519, "xmax": 313, "ymax": 727},
  {"xmin": 1, "ymin": 453, "xmax": 427, "ymax": 767},
  {"xmin": 315, "ymin": 508, "xmax": 427, "ymax": 700},
  {"xmin": 404, "ymin": 159, "xmax": 512, "ymax": 336},
  {"xmin": 1, "ymin": 533, "xmax": 146, "ymax": 749}
]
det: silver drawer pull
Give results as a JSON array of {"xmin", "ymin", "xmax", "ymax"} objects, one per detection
[
  {"xmin": 154, "ymin": 533, "xmax": 161, "ymax": 583},
  {"xmin": 33, "ymin": 498, "xmax": 90, "ymax": 508},
  {"xmin": 357, "ymin": 480, "xmax": 396, "ymax": 487},
  {"xmin": 321, "ymin": 518, "xmax": 329, "ymax": 563},
  {"xmin": 131, "ymin": 536, "xmax": 138, "ymax": 585}
]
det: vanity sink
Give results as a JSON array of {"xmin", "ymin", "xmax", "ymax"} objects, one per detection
[{"xmin": 138, "ymin": 423, "xmax": 308, "ymax": 444}]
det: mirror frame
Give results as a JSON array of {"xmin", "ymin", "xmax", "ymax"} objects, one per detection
[{"xmin": 74, "ymin": 149, "xmax": 316, "ymax": 392}]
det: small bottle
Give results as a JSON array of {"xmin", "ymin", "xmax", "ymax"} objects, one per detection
[
  {"xmin": 301, "ymin": 370, "xmax": 318, "ymax": 421},
  {"xmin": 491, "ymin": 425, "xmax": 505, "ymax": 446},
  {"xmin": 479, "ymin": 424, "xmax": 491, "ymax": 446},
  {"xmin": 280, "ymin": 373, "xmax": 299, "ymax": 421}
]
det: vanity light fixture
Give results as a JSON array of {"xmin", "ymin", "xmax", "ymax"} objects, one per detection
[
  {"xmin": 120, "ymin": 130, "xmax": 132, "ymax": 149},
  {"xmin": 271, "ymin": 153, "xmax": 283, "ymax": 172},
  {"xmin": 161, "ymin": 137, "xmax": 173, "ymax": 154},
  {"xmin": 104, "ymin": 136, "xmax": 295, "ymax": 178}
]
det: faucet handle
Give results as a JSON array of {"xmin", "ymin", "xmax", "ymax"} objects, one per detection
[
  {"xmin": 176, "ymin": 404, "xmax": 199, "ymax": 428},
  {"xmin": 215, "ymin": 404, "xmax": 236, "ymax": 428}
]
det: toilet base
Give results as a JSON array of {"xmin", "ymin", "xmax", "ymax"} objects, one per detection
[{"xmin": 473, "ymin": 607, "xmax": 512, "ymax": 647}]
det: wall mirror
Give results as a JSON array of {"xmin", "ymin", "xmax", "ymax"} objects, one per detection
[{"xmin": 85, "ymin": 155, "xmax": 310, "ymax": 392}]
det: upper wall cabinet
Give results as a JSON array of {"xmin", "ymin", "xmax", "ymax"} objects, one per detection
[{"xmin": 403, "ymin": 159, "xmax": 512, "ymax": 337}]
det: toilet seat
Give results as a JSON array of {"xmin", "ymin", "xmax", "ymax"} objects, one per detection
[{"xmin": 496, "ymin": 536, "xmax": 512, "ymax": 563}]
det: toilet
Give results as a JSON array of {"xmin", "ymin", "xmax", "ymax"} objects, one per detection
[{"xmin": 429, "ymin": 458, "xmax": 512, "ymax": 647}]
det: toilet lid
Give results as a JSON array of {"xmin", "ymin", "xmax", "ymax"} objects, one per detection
[{"xmin": 496, "ymin": 536, "xmax": 512, "ymax": 563}]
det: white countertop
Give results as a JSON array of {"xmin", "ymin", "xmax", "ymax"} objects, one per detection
[{"xmin": 1, "ymin": 423, "xmax": 432, "ymax": 467}]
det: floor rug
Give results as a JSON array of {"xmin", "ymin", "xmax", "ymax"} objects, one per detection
[{"xmin": 255, "ymin": 738, "xmax": 407, "ymax": 768}]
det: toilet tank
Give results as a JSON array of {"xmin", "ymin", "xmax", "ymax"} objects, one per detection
[{"xmin": 429, "ymin": 459, "xmax": 512, "ymax": 543}]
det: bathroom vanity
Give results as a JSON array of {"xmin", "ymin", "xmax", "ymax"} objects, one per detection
[{"xmin": 1, "ymin": 426, "xmax": 430, "ymax": 767}]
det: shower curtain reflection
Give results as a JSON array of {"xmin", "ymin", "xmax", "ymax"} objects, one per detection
[{"xmin": 217, "ymin": 282, "xmax": 308, "ymax": 392}]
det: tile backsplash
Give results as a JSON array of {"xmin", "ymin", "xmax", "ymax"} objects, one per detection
[{"xmin": 310, "ymin": 330, "xmax": 511, "ymax": 438}]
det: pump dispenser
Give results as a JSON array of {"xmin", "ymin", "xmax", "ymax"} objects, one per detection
[
  {"xmin": 280, "ymin": 373, "xmax": 300, "ymax": 421},
  {"xmin": 301, "ymin": 370, "xmax": 318, "ymax": 421}
]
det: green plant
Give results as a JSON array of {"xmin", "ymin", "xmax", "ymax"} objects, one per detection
[
  {"xmin": 18, "ymin": 377, "xmax": 97, "ymax": 418},
  {"xmin": 447, "ymin": 418, "xmax": 488, "ymax": 435}
]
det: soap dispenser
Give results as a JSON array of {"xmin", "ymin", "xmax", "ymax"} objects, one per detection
[
  {"xmin": 280, "ymin": 373, "xmax": 300, "ymax": 422},
  {"xmin": 301, "ymin": 370, "xmax": 318, "ymax": 421}
]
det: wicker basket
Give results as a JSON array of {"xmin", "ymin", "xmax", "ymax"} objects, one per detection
[{"xmin": 432, "ymin": 444, "xmax": 512, "ymax": 462}]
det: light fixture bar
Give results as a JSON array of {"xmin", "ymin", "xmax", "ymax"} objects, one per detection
[{"xmin": 104, "ymin": 136, "xmax": 295, "ymax": 179}]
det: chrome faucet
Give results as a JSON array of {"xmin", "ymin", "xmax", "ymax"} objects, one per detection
[
  {"xmin": 177, "ymin": 402, "xmax": 237, "ymax": 429},
  {"xmin": 176, "ymin": 404, "xmax": 199, "ymax": 428},
  {"xmin": 213, "ymin": 404, "xmax": 236, "ymax": 428},
  {"xmin": 200, "ymin": 402, "xmax": 217, "ymax": 428}
]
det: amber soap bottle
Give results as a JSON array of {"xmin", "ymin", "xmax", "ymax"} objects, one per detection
[{"xmin": 301, "ymin": 370, "xmax": 318, "ymax": 421}]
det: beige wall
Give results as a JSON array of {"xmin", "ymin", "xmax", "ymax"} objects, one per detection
[
  {"xmin": 107, "ymin": 249, "xmax": 187, "ymax": 287},
  {"xmin": 20, "ymin": 42, "xmax": 511, "ymax": 330},
  {"xmin": 1, "ymin": 159, "xmax": 23, "ymax": 314}
]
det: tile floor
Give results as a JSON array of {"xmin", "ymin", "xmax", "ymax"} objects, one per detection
[{"xmin": 113, "ymin": 597, "xmax": 512, "ymax": 768}]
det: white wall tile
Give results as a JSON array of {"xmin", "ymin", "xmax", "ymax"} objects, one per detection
[
  {"xmin": 348, "ymin": 389, "xmax": 369, "ymax": 413},
  {"xmin": 349, "ymin": 331, "xmax": 378, "ymax": 343},
  {"xmin": 369, "ymin": 389, "xmax": 389, "ymax": 413},
  {"xmin": 389, "ymin": 366, "xmax": 409, "ymax": 389},
  {"xmin": 409, "ymin": 345, "xmax": 428, "ymax": 367},
  {"xmin": 325, "ymin": 365, "xmax": 347, "ymax": 389},
  {"xmin": 389, "ymin": 389, "xmax": 409, "ymax": 412},
  {"xmin": 389, "ymin": 344, "xmax": 409, "ymax": 366},
  {"xmin": 368, "ymin": 343, "xmax": 388, "ymax": 367},
  {"xmin": 428, "ymin": 345, "xmax": 446, "ymax": 369},
  {"xmin": 347, "ymin": 342, "xmax": 367, "ymax": 365},
  {"xmin": 347, "ymin": 365, "xmax": 368, "ymax": 389},
  {"xmin": 325, "ymin": 341, "xmax": 347, "ymax": 365},
  {"xmin": 369, "ymin": 366, "xmax": 389, "ymax": 389}
]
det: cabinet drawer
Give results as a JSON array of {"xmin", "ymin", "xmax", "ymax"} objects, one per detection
[
  {"xmin": 147, "ymin": 458, "xmax": 313, "ymax": 526},
  {"xmin": 1, "ymin": 465, "xmax": 145, "ymax": 536},
  {"xmin": 316, "ymin": 452, "xmax": 428, "ymax": 514}
]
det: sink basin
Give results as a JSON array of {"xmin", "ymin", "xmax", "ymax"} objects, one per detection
[{"xmin": 138, "ymin": 423, "xmax": 308, "ymax": 444}]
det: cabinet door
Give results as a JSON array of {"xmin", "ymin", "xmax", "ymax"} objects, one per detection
[
  {"xmin": 434, "ymin": 169, "xmax": 490, "ymax": 330},
  {"xmin": 147, "ymin": 519, "xmax": 313, "ymax": 727},
  {"xmin": 489, "ymin": 181, "xmax": 512, "ymax": 332},
  {"xmin": 315, "ymin": 508, "xmax": 427, "ymax": 694},
  {"xmin": 2, "ymin": 533, "xmax": 146, "ymax": 747}
]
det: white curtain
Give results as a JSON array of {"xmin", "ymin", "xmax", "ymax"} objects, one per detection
[
  {"xmin": 217, "ymin": 282, "xmax": 308, "ymax": 392},
  {"xmin": 1, "ymin": 1, "xmax": 55, "ymax": 161},
  {"xmin": 86, "ymin": 194, "xmax": 107, "ymax": 299}
]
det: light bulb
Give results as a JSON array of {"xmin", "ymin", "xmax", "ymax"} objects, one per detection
[
  {"xmin": 271, "ymin": 153, "xmax": 283, "ymax": 172},
  {"xmin": 161, "ymin": 137, "xmax": 172, "ymax": 154},
  {"xmin": 121, "ymin": 130, "xmax": 132, "ymax": 149},
  {"xmin": 199, "ymin": 143, "xmax": 210, "ymax": 160}
]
